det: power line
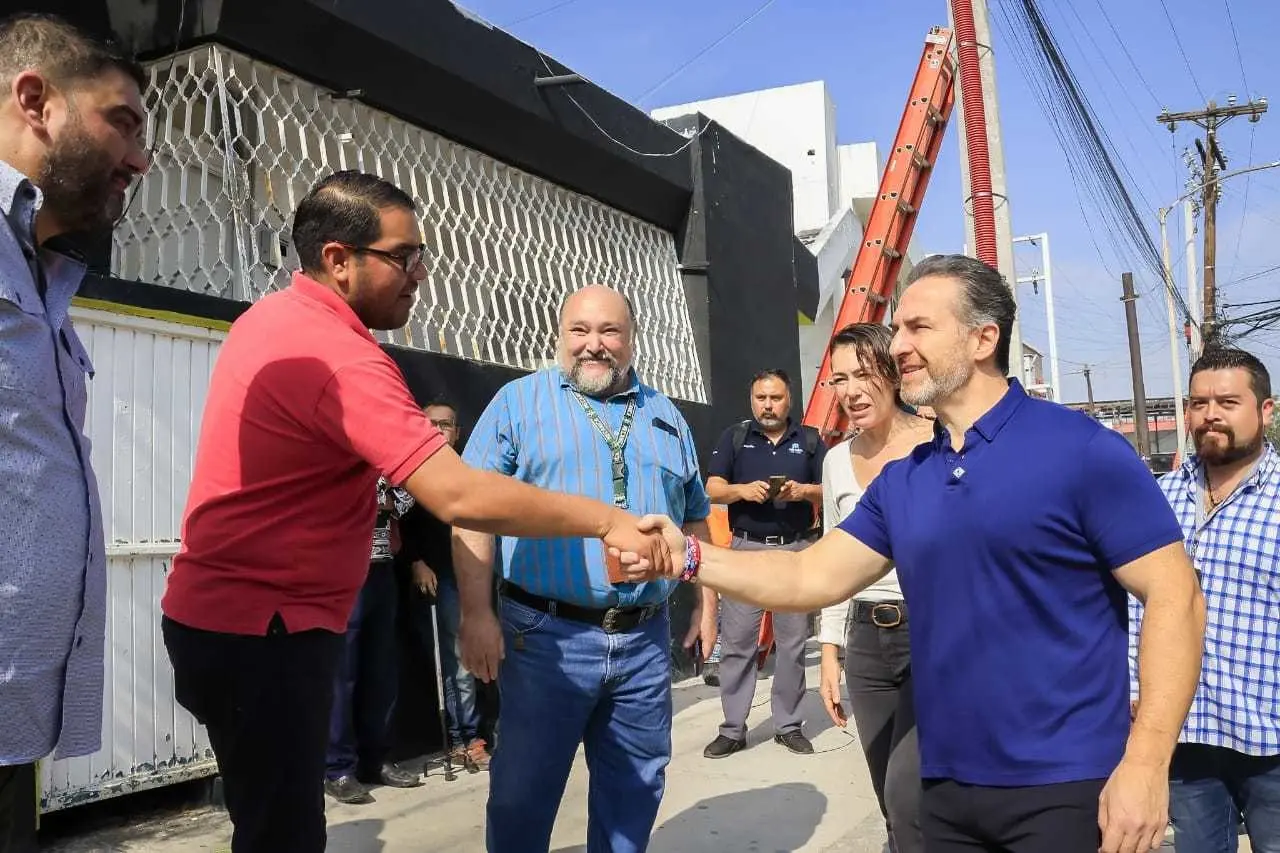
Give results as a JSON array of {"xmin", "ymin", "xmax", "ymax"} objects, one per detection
[
  {"xmin": 633, "ymin": 0, "xmax": 780, "ymax": 105},
  {"xmin": 503, "ymin": 0, "xmax": 587, "ymax": 27},
  {"xmin": 1222, "ymin": 0, "xmax": 1251, "ymax": 93},
  {"xmin": 1154, "ymin": 0, "xmax": 1207, "ymax": 100},
  {"xmin": 1087, "ymin": 0, "xmax": 1163, "ymax": 108}
]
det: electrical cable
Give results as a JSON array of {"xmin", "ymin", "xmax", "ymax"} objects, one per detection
[
  {"xmin": 1154, "ymin": 0, "xmax": 1207, "ymax": 101},
  {"xmin": 633, "ymin": 0, "xmax": 781, "ymax": 105}
]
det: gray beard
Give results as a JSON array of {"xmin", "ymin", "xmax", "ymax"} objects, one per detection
[
  {"xmin": 569, "ymin": 360, "xmax": 622, "ymax": 397},
  {"xmin": 901, "ymin": 361, "xmax": 971, "ymax": 407}
]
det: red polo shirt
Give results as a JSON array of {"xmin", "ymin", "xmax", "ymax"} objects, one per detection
[{"xmin": 161, "ymin": 273, "xmax": 446, "ymax": 635}]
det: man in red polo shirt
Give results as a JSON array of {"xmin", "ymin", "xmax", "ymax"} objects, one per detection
[{"xmin": 160, "ymin": 170, "xmax": 670, "ymax": 853}]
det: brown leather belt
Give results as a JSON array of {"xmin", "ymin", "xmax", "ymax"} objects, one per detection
[
  {"xmin": 501, "ymin": 583, "xmax": 663, "ymax": 634},
  {"xmin": 851, "ymin": 599, "xmax": 907, "ymax": 629}
]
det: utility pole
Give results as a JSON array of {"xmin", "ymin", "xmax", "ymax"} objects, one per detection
[
  {"xmin": 1184, "ymin": 199, "xmax": 1202, "ymax": 359},
  {"xmin": 1159, "ymin": 96, "xmax": 1268, "ymax": 346},
  {"xmin": 1121, "ymin": 273, "xmax": 1151, "ymax": 461},
  {"xmin": 1013, "ymin": 233, "xmax": 1061, "ymax": 401},
  {"xmin": 951, "ymin": 0, "xmax": 1022, "ymax": 376},
  {"xmin": 1082, "ymin": 365, "xmax": 1096, "ymax": 418},
  {"xmin": 1158, "ymin": 208, "xmax": 1188, "ymax": 460}
]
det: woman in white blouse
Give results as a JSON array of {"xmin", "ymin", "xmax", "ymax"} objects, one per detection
[{"xmin": 817, "ymin": 323, "xmax": 933, "ymax": 853}]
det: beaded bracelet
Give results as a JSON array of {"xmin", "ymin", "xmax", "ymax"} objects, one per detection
[{"xmin": 679, "ymin": 535, "xmax": 702, "ymax": 583}]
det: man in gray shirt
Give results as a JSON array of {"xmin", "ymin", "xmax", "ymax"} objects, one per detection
[{"xmin": 0, "ymin": 14, "xmax": 148, "ymax": 850}]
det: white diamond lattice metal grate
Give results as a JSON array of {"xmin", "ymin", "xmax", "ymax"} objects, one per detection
[{"xmin": 113, "ymin": 45, "xmax": 707, "ymax": 402}]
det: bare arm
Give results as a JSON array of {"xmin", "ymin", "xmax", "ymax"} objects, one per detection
[
  {"xmin": 402, "ymin": 444, "xmax": 649, "ymax": 550},
  {"xmin": 1114, "ymin": 540, "xmax": 1205, "ymax": 766},
  {"xmin": 705, "ymin": 476, "xmax": 742, "ymax": 504},
  {"xmin": 452, "ymin": 527, "xmax": 496, "ymax": 614},
  {"xmin": 695, "ymin": 527, "xmax": 891, "ymax": 612}
]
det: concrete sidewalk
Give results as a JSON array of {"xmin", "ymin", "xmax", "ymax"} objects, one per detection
[
  {"xmin": 45, "ymin": 645, "xmax": 888, "ymax": 852},
  {"xmin": 44, "ymin": 644, "xmax": 1205, "ymax": 852}
]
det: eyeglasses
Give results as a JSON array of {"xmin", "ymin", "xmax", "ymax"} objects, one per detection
[
  {"xmin": 338, "ymin": 242, "xmax": 427, "ymax": 273},
  {"xmin": 430, "ymin": 418, "xmax": 457, "ymax": 431}
]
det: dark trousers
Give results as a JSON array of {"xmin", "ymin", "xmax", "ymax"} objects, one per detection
[
  {"xmin": 922, "ymin": 777, "xmax": 1105, "ymax": 852},
  {"xmin": 163, "ymin": 615, "xmax": 342, "ymax": 853},
  {"xmin": 0, "ymin": 764, "xmax": 36, "ymax": 853},
  {"xmin": 845, "ymin": 614, "xmax": 922, "ymax": 853},
  {"xmin": 326, "ymin": 561, "xmax": 400, "ymax": 780}
]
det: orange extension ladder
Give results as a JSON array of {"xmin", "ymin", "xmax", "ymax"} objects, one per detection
[{"xmin": 802, "ymin": 25, "xmax": 957, "ymax": 442}]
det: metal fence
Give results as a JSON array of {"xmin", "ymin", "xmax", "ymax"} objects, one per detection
[{"xmin": 113, "ymin": 45, "xmax": 707, "ymax": 403}]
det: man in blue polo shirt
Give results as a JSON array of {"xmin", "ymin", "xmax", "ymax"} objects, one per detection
[
  {"xmin": 703, "ymin": 369, "xmax": 825, "ymax": 759},
  {"xmin": 637, "ymin": 255, "xmax": 1206, "ymax": 853},
  {"xmin": 453, "ymin": 284, "xmax": 718, "ymax": 853}
]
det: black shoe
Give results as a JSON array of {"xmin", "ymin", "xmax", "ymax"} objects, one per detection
[
  {"xmin": 774, "ymin": 731, "xmax": 814, "ymax": 755},
  {"xmin": 325, "ymin": 775, "xmax": 374, "ymax": 804},
  {"xmin": 702, "ymin": 663, "xmax": 720, "ymax": 687},
  {"xmin": 703, "ymin": 734, "xmax": 746, "ymax": 759},
  {"xmin": 379, "ymin": 763, "xmax": 423, "ymax": 788}
]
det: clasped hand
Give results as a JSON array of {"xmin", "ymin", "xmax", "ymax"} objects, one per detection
[{"xmin": 604, "ymin": 513, "xmax": 688, "ymax": 582}]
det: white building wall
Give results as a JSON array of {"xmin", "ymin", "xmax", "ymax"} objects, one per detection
[
  {"xmin": 40, "ymin": 307, "xmax": 224, "ymax": 812},
  {"xmin": 652, "ymin": 81, "xmax": 839, "ymax": 234}
]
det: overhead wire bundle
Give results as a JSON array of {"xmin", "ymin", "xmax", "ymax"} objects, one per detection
[{"xmin": 992, "ymin": 0, "xmax": 1197, "ymax": 328}]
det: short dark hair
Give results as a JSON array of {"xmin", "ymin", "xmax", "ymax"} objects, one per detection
[
  {"xmin": 905, "ymin": 254, "xmax": 1017, "ymax": 374},
  {"xmin": 291, "ymin": 171, "xmax": 417, "ymax": 275},
  {"xmin": 0, "ymin": 13, "xmax": 146, "ymax": 92},
  {"xmin": 829, "ymin": 323, "xmax": 900, "ymax": 397},
  {"xmin": 751, "ymin": 368, "xmax": 790, "ymax": 388},
  {"xmin": 422, "ymin": 396, "xmax": 456, "ymax": 414},
  {"xmin": 1191, "ymin": 346, "xmax": 1272, "ymax": 404}
]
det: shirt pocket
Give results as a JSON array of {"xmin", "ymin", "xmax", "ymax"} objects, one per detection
[{"xmin": 0, "ymin": 280, "xmax": 59, "ymax": 395}]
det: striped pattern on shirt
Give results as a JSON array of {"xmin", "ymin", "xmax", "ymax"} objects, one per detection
[
  {"xmin": 462, "ymin": 367, "xmax": 711, "ymax": 608},
  {"xmin": 1129, "ymin": 444, "xmax": 1280, "ymax": 756}
]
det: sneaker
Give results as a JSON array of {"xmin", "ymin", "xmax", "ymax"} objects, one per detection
[
  {"xmin": 325, "ymin": 775, "xmax": 374, "ymax": 804},
  {"xmin": 465, "ymin": 739, "xmax": 490, "ymax": 771},
  {"xmin": 379, "ymin": 763, "xmax": 423, "ymax": 788},
  {"xmin": 702, "ymin": 734, "xmax": 746, "ymax": 759},
  {"xmin": 774, "ymin": 731, "xmax": 814, "ymax": 755}
]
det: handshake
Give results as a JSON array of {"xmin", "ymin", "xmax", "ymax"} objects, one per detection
[{"xmin": 602, "ymin": 511, "xmax": 692, "ymax": 583}]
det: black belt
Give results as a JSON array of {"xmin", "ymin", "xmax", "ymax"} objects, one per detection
[
  {"xmin": 500, "ymin": 584, "xmax": 662, "ymax": 634},
  {"xmin": 851, "ymin": 599, "xmax": 907, "ymax": 629},
  {"xmin": 732, "ymin": 529, "xmax": 819, "ymax": 546}
]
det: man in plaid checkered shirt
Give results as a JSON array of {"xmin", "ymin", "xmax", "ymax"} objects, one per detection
[{"xmin": 1131, "ymin": 346, "xmax": 1280, "ymax": 853}]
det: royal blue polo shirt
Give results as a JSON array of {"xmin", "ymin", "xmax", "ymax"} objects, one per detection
[
  {"xmin": 707, "ymin": 419, "xmax": 826, "ymax": 537},
  {"xmin": 839, "ymin": 381, "xmax": 1183, "ymax": 786}
]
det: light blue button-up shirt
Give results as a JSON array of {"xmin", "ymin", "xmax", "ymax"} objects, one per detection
[
  {"xmin": 0, "ymin": 159, "xmax": 106, "ymax": 763},
  {"xmin": 463, "ymin": 367, "xmax": 711, "ymax": 608}
]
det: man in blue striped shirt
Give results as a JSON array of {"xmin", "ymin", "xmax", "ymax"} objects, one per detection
[
  {"xmin": 1130, "ymin": 347, "xmax": 1280, "ymax": 853},
  {"xmin": 454, "ymin": 285, "xmax": 717, "ymax": 853}
]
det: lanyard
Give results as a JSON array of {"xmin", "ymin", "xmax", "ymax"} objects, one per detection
[{"xmin": 571, "ymin": 390, "xmax": 637, "ymax": 509}]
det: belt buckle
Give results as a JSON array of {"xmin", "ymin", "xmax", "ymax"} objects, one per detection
[
  {"xmin": 764, "ymin": 535, "xmax": 784, "ymax": 546},
  {"xmin": 870, "ymin": 603, "xmax": 903, "ymax": 629},
  {"xmin": 602, "ymin": 608, "xmax": 621, "ymax": 634}
]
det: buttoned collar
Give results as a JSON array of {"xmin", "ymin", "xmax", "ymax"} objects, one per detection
[
  {"xmin": 288, "ymin": 271, "xmax": 377, "ymax": 343},
  {"xmin": 0, "ymin": 159, "xmax": 41, "ymax": 250},
  {"xmin": 934, "ymin": 379, "xmax": 1028, "ymax": 448}
]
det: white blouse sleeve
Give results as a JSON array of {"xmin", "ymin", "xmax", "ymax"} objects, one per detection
[{"xmin": 818, "ymin": 442, "xmax": 854, "ymax": 648}]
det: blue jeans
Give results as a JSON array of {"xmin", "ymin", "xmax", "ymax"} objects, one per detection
[
  {"xmin": 487, "ymin": 597, "xmax": 672, "ymax": 853},
  {"xmin": 1169, "ymin": 743, "xmax": 1280, "ymax": 853},
  {"xmin": 430, "ymin": 576, "xmax": 481, "ymax": 744},
  {"xmin": 326, "ymin": 561, "xmax": 399, "ymax": 780}
]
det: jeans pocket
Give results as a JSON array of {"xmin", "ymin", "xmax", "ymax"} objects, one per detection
[{"xmin": 500, "ymin": 598, "xmax": 550, "ymax": 636}]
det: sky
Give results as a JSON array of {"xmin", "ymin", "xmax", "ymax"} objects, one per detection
[{"xmin": 461, "ymin": 0, "xmax": 1279, "ymax": 404}]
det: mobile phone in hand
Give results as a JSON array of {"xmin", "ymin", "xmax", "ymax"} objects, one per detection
[{"xmin": 766, "ymin": 474, "xmax": 787, "ymax": 500}]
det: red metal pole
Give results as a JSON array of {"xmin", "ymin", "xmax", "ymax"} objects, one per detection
[{"xmin": 950, "ymin": 0, "xmax": 998, "ymax": 267}]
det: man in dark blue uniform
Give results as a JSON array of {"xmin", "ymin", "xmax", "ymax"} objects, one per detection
[{"xmin": 702, "ymin": 369, "xmax": 826, "ymax": 758}]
